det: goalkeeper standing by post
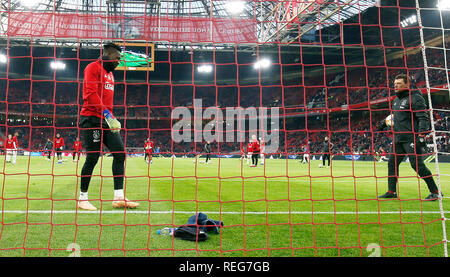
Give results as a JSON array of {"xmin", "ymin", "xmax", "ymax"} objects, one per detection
[
  {"xmin": 78, "ymin": 42, "xmax": 139, "ymax": 211},
  {"xmin": 377, "ymin": 74, "xmax": 441, "ymax": 201}
]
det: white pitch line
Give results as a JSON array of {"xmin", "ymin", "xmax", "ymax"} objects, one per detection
[
  {"xmin": 0, "ymin": 175, "xmax": 442, "ymax": 185},
  {"xmin": 0, "ymin": 210, "xmax": 448, "ymax": 215}
]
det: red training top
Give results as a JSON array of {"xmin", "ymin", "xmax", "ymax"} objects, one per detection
[
  {"xmin": 251, "ymin": 139, "xmax": 260, "ymax": 152},
  {"xmin": 54, "ymin": 137, "xmax": 65, "ymax": 149},
  {"xmin": 145, "ymin": 141, "xmax": 154, "ymax": 153},
  {"xmin": 247, "ymin": 142, "xmax": 253, "ymax": 153},
  {"xmin": 5, "ymin": 138, "xmax": 16, "ymax": 149},
  {"xmin": 80, "ymin": 60, "xmax": 115, "ymax": 118},
  {"xmin": 73, "ymin": 141, "xmax": 83, "ymax": 151},
  {"xmin": 13, "ymin": 136, "xmax": 18, "ymax": 148}
]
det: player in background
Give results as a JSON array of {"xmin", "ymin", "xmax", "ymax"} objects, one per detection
[
  {"xmin": 250, "ymin": 135, "xmax": 260, "ymax": 167},
  {"xmin": 319, "ymin": 136, "xmax": 333, "ymax": 168},
  {"xmin": 5, "ymin": 134, "xmax": 17, "ymax": 165},
  {"xmin": 240, "ymin": 144, "xmax": 246, "ymax": 162},
  {"xmin": 13, "ymin": 132, "xmax": 19, "ymax": 153},
  {"xmin": 301, "ymin": 144, "xmax": 310, "ymax": 164},
  {"xmin": 12, "ymin": 132, "xmax": 19, "ymax": 164},
  {"xmin": 144, "ymin": 138, "xmax": 154, "ymax": 164},
  {"xmin": 246, "ymin": 141, "xmax": 253, "ymax": 165},
  {"xmin": 377, "ymin": 74, "xmax": 441, "ymax": 201},
  {"xmin": 72, "ymin": 137, "xmax": 83, "ymax": 162},
  {"xmin": 78, "ymin": 42, "xmax": 138, "ymax": 211},
  {"xmin": 240, "ymin": 144, "xmax": 249, "ymax": 164},
  {"xmin": 204, "ymin": 141, "xmax": 212, "ymax": 164},
  {"xmin": 378, "ymin": 146, "xmax": 389, "ymax": 162},
  {"xmin": 44, "ymin": 138, "xmax": 53, "ymax": 161},
  {"xmin": 54, "ymin": 133, "xmax": 65, "ymax": 164},
  {"xmin": 259, "ymin": 138, "xmax": 265, "ymax": 165}
]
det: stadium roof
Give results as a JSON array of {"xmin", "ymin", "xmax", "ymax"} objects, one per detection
[
  {"xmin": 3, "ymin": 0, "xmax": 377, "ymax": 18},
  {"xmin": 1, "ymin": 0, "xmax": 379, "ymax": 44}
]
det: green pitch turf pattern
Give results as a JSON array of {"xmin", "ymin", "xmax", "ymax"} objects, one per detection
[{"xmin": 0, "ymin": 156, "xmax": 448, "ymax": 257}]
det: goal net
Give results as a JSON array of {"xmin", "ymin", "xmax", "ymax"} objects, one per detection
[{"xmin": 0, "ymin": 0, "xmax": 448, "ymax": 257}]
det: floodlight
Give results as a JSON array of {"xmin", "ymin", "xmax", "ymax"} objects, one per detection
[
  {"xmin": 0, "ymin": 54, "xmax": 7, "ymax": 63},
  {"xmin": 225, "ymin": 1, "xmax": 245, "ymax": 15},
  {"xmin": 253, "ymin": 58, "xmax": 271, "ymax": 70},
  {"xmin": 197, "ymin": 64, "xmax": 213, "ymax": 73},
  {"xmin": 437, "ymin": 0, "xmax": 450, "ymax": 10},
  {"xmin": 20, "ymin": 0, "xmax": 40, "ymax": 8},
  {"xmin": 50, "ymin": 61, "xmax": 66, "ymax": 70}
]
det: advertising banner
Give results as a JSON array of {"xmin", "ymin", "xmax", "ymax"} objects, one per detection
[{"xmin": 6, "ymin": 12, "xmax": 258, "ymax": 44}]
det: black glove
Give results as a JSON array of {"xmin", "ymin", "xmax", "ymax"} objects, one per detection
[
  {"xmin": 418, "ymin": 132, "xmax": 432, "ymax": 147},
  {"xmin": 418, "ymin": 134, "xmax": 426, "ymax": 144}
]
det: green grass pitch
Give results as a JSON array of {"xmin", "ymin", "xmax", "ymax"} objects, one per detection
[{"xmin": 0, "ymin": 155, "xmax": 448, "ymax": 257}]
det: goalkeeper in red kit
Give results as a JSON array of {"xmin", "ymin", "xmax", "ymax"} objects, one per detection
[{"xmin": 78, "ymin": 42, "xmax": 139, "ymax": 211}]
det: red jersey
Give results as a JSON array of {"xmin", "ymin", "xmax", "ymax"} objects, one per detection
[
  {"xmin": 73, "ymin": 141, "xmax": 82, "ymax": 151},
  {"xmin": 251, "ymin": 139, "xmax": 260, "ymax": 152},
  {"xmin": 54, "ymin": 137, "xmax": 65, "ymax": 149},
  {"xmin": 13, "ymin": 136, "xmax": 18, "ymax": 148},
  {"xmin": 145, "ymin": 141, "xmax": 154, "ymax": 153},
  {"xmin": 247, "ymin": 143, "xmax": 253, "ymax": 153},
  {"xmin": 80, "ymin": 60, "xmax": 115, "ymax": 118},
  {"xmin": 5, "ymin": 138, "xmax": 16, "ymax": 149}
]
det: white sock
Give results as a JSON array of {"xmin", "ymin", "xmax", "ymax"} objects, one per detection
[
  {"xmin": 114, "ymin": 189, "xmax": 124, "ymax": 199},
  {"xmin": 79, "ymin": 191, "xmax": 88, "ymax": 201}
]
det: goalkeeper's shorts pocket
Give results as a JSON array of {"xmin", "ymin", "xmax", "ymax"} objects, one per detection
[
  {"xmin": 79, "ymin": 116, "xmax": 92, "ymax": 128},
  {"xmin": 80, "ymin": 116, "xmax": 103, "ymax": 129}
]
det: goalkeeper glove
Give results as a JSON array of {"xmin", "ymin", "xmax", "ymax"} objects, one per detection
[
  {"xmin": 418, "ymin": 133, "xmax": 429, "ymax": 145},
  {"xmin": 418, "ymin": 134, "xmax": 425, "ymax": 142},
  {"xmin": 103, "ymin": 109, "xmax": 121, "ymax": 133},
  {"xmin": 417, "ymin": 132, "xmax": 433, "ymax": 149}
]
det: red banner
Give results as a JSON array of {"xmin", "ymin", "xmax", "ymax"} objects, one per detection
[
  {"xmin": 6, "ymin": 12, "xmax": 258, "ymax": 44},
  {"xmin": 284, "ymin": 0, "xmax": 324, "ymax": 24}
]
